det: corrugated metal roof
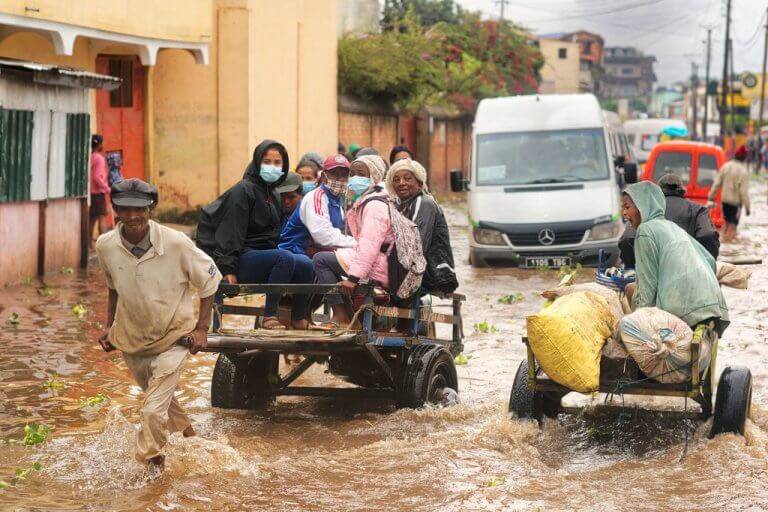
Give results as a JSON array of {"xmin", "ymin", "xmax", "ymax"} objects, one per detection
[{"xmin": 0, "ymin": 58, "xmax": 121, "ymax": 90}]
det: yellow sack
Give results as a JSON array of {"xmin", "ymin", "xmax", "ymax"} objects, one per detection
[{"xmin": 526, "ymin": 291, "xmax": 614, "ymax": 392}]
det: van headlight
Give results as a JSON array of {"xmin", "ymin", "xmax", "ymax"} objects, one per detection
[
  {"xmin": 473, "ymin": 227, "xmax": 506, "ymax": 246},
  {"xmin": 587, "ymin": 219, "xmax": 623, "ymax": 241}
]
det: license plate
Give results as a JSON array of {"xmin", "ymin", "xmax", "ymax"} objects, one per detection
[{"xmin": 525, "ymin": 256, "xmax": 571, "ymax": 269}]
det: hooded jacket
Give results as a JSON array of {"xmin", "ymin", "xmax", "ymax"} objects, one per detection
[
  {"xmin": 196, "ymin": 140, "xmax": 289, "ymax": 276},
  {"xmin": 625, "ymin": 181, "xmax": 729, "ymax": 333},
  {"xmin": 619, "ymin": 187, "xmax": 720, "ymax": 266}
]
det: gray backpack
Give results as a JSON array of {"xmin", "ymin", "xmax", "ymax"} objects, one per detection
[{"xmin": 361, "ymin": 195, "xmax": 426, "ymax": 299}]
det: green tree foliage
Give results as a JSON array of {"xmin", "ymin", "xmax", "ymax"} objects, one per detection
[
  {"xmin": 338, "ymin": 7, "xmax": 542, "ymax": 112},
  {"xmin": 382, "ymin": 0, "xmax": 463, "ymax": 29}
]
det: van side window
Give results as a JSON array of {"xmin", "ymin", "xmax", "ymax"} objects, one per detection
[
  {"xmin": 652, "ymin": 151, "xmax": 691, "ymax": 184},
  {"xmin": 697, "ymin": 154, "xmax": 718, "ymax": 187}
]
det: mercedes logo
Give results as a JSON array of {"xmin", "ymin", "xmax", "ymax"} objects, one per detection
[{"xmin": 538, "ymin": 229, "xmax": 556, "ymax": 246}]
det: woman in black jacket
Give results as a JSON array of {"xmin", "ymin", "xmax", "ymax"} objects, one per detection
[
  {"xmin": 197, "ymin": 140, "xmax": 313, "ymax": 329},
  {"xmin": 385, "ymin": 158, "xmax": 458, "ymax": 294}
]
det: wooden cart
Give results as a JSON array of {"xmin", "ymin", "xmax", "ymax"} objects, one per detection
[
  {"xmin": 509, "ymin": 323, "xmax": 753, "ymax": 438},
  {"xmin": 203, "ymin": 283, "xmax": 466, "ymax": 409}
]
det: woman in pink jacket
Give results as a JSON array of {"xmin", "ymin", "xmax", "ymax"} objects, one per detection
[{"xmin": 312, "ymin": 156, "xmax": 392, "ymax": 326}]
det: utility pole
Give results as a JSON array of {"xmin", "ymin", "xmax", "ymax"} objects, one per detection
[
  {"xmin": 729, "ymin": 38, "xmax": 736, "ymax": 141},
  {"xmin": 758, "ymin": 8, "xmax": 768, "ymax": 173},
  {"xmin": 496, "ymin": 0, "xmax": 509, "ymax": 21},
  {"xmin": 720, "ymin": 0, "xmax": 732, "ymax": 140},
  {"xmin": 703, "ymin": 27, "xmax": 713, "ymax": 140},
  {"xmin": 691, "ymin": 61, "xmax": 699, "ymax": 139}
]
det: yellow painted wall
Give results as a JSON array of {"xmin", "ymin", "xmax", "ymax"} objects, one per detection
[
  {"xmin": 0, "ymin": 0, "xmax": 339, "ymax": 212},
  {"xmin": 151, "ymin": 0, "xmax": 338, "ymax": 210},
  {"xmin": 538, "ymin": 39, "xmax": 580, "ymax": 95},
  {"xmin": 0, "ymin": 0, "xmax": 212, "ymax": 42}
]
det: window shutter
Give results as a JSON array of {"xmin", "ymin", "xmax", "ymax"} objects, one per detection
[
  {"xmin": 64, "ymin": 113, "xmax": 90, "ymax": 197},
  {"xmin": 0, "ymin": 108, "xmax": 34, "ymax": 202}
]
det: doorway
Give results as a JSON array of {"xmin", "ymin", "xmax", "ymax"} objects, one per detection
[{"xmin": 95, "ymin": 55, "xmax": 145, "ymax": 180}]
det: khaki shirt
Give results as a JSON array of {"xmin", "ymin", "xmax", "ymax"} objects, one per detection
[
  {"xmin": 96, "ymin": 220, "xmax": 222, "ymax": 355},
  {"xmin": 709, "ymin": 160, "xmax": 750, "ymax": 210}
]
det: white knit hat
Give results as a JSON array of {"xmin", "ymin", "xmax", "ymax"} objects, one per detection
[{"xmin": 386, "ymin": 158, "xmax": 428, "ymax": 197}]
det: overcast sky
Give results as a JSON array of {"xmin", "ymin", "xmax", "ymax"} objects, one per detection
[{"xmin": 454, "ymin": 0, "xmax": 766, "ymax": 86}]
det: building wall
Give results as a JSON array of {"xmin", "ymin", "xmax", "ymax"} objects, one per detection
[
  {"xmin": 426, "ymin": 118, "xmax": 471, "ymax": 195},
  {"xmin": 0, "ymin": 201, "xmax": 39, "ymax": 285},
  {"xmin": 538, "ymin": 39, "xmax": 579, "ymax": 94},
  {"xmin": 1, "ymin": 0, "xmax": 212, "ymax": 43},
  {"xmin": 338, "ymin": 111, "xmax": 398, "ymax": 159},
  {"xmin": 0, "ymin": 0, "xmax": 338, "ymax": 213}
]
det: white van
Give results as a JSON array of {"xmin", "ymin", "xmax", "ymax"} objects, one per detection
[
  {"xmin": 450, "ymin": 94, "xmax": 636, "ymax": 268},
  {"xmin": 623, "ymin": 118, "xmax": 687, "ymax": 163}
]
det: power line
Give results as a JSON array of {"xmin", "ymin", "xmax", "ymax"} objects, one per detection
[{"xmin": 523, "ymin": 0, "xmax": 668, "ymax": 24}]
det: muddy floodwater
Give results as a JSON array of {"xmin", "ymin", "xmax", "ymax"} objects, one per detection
[{"xmin": 2, "ymin": 184, "xmax": 768, "ymax": 511}]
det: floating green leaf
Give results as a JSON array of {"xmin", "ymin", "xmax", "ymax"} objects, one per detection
[
  {"xmin": 72, "ymin": 304, "xmax": 88, "ymax": 319},
  {"xmin": 0, "ymin": 480, "xmax": 9, "ymax": 489},
  {"xmin": 37, "ymin": 286, "xmax": 54, "ymax": 297},
  {"xmin": 7, "ymin": 312, "xmax": 20, "ymax": 326},
  {"xmin": 473, "ymin": 320, "xmax": 497, "ymax": 334},
  {"xmin": 454, "ymin": 353, "xmax": 474, "ymax": 365},
  {"xmin": 498, "ymin": 293, "xmax": 524, "ymax": 305},
  {"xmin": 80, "ymin": 393, "xmax": 109, "ymax": 408},
  {"xmin": 42, "ymin": 373, "xmax": 67, "ymax": 392},
  {"xmin": 32, "ymin": 462, "xmax": 41, "ymax": 472},
  {"xmin": 60, "ymin": 266, "xmax": 74, "ymax": 275},
  {"xmin": 558, "ymin": 263, "xmax": 582, "ymax": 280},
  {"xmin": 22, "ymin": 423, "xmax": 51, "ymax": 446},
  {"xmin": 484, "ymin": 476, "xmax": 505, "ymax": 487}
]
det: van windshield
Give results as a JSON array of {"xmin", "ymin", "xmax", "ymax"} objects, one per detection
[{"xmin": 476, "ymin": 128, "xmax": 610, "ymax": 186}]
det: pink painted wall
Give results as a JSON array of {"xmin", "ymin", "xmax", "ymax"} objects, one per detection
[
  {"xmin": 43, "ymin": 198, "xmax": 82, "ymax": 274},
  {"xmin": 0, "ymin": 201, "xmax": 40, "ymax": 286}
]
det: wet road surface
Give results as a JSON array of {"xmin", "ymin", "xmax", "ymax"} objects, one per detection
[{"xmin": 1, "ymin": 183, "xmax": 768, "ymax": 511}]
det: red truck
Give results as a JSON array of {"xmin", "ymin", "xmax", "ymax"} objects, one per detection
[{"xmin": 642, "ymin": 141, "xmax": 725, "ymax": 228}]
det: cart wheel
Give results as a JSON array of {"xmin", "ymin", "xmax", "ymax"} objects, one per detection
[
  {"xmin": 211, "ymin": 352, "xmax": 278, "ymax": 410},
  {"xmin": 709, "ymin": 366, "xmax": 752, "ymax": 438},
  {"xmin": 508, "ymin": 359, "xmax": 562, "ymax": 424},
  {"xmin": 396, "ymin": 344, "xmax": 458, "ymax": 409}
]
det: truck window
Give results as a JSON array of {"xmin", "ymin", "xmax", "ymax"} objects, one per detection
[
  {"xmin": 475, "ymin": 128, "xmax": 610, "ymax": 186},
  {"xmin": 652, "ymin": 151, "xmax": 691, "ymax": 184},
  {"xmin": 697, "ymin": 154, "xmax": 718, "ymax": 187}
]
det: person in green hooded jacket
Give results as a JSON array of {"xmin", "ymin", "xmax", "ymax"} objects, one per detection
[{"xmin": 621, "ymin": 181, "xmax": 729, "ymax": 335}]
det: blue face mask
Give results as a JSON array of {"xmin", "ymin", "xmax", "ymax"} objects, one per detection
[
  {"xmin": 348, "ymin": 176, "xmax": 372, "ymax": 195},
  {"xmin": 302, "ymin": 182, "xmax": 317, "ymax": 194},
  {"xmin": 259, "ymin": 164, "xmax": 283, "ymax": 183}
]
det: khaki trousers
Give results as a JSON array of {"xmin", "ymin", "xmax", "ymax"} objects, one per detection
[{"xmin": 122, "ymin": 345, "xmax": 191, "ymax": 463}]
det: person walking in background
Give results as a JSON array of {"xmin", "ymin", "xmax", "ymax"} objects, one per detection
[
  {"xmin": 708, "ymin": 145, "xmax": 750, "ymax": 242},
  {"xmin": 89, "ymin": 134, "xmax": 110, "ymax": 249}
]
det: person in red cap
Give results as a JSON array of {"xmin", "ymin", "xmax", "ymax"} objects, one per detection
[
  {"xmin": 278, "ymin": 154, "xmax": 355, "ymax": 259},
  {"xmin": 708, "ymin": 145, "xmax": 750, "ymax": 242}
]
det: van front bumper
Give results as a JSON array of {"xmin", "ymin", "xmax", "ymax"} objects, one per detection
[{"xmin": 470, "ymin": 242, "xmax": 619, "ymax": 268}]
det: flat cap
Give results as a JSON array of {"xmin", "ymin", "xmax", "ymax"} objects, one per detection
[
  {"xmin": 111, "ymin": 178, "xmax": 158, "ymax": 208},
  {"xmin": 275, "ymin": 172, "xmax": 304, "ymax": 194}
]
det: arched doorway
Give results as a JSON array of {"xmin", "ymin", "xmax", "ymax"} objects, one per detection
[{"xmin": 95, "ymin": 54, "xmax": 145, "ymax": 180}]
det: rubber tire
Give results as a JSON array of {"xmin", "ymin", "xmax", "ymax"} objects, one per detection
[
  {"xmin": 211, "ymin": 352, "xmax": 279, "ymax": 410},
  {"xmin": 469, "ymin": 250, "xmax": 489, "ymax": 268},
  {"xmin": 709, "ymin": 366, "xmax": 752, "ymax": 438},
  {"xmin": 508, "ymin": 359, "xmax": 562, "ymax": 424},
  {"xmin": 396, "ymin": 344, "xmax": 459, "ymax": 409}
]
